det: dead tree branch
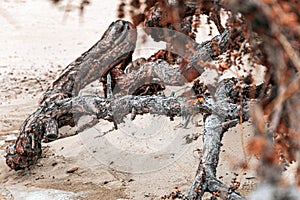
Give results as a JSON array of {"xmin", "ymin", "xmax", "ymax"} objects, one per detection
[
  {"xmin": 5, "ymin": 94, "xmax": 201, "ymax": 170},
  {"xmin": 5, "ymin": 19, "xmax": 137, "ymax": 170},
  {"xmin": 111, "ymin": 30, "xmax": 230, "ymax": 97},
  {"xmin": 40, "ymin": 20, "xmax": 136, "ymax": 104},
  {"xmin": 5, "ymin": 19, "xmax": 232, "ymax": 171},
  {"xmin": 188, "ymin": 79, "xmax": 248, "ymax": 200},
  {"xmin": 5, "ymin": 80, "xmax": 252, "ymax": 171},
  {"xmin": 4, "ymin": 14, "xmax": 253, "ymax": 200}
]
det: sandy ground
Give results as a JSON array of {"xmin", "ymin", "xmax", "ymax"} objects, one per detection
[{"xmin": 0, "ymin": 1, "xmax": 259, "ymax": 199}]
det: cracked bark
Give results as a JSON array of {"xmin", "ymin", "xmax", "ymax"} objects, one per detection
[
  {"xmin": 111, "ymin": 30, "xmax": 230, "ymax": 97},
  {"xmin": 5, "ymin": 93, "xmax": 207, "ymax": 170},
  {"xmin": 40, "ymin": 20, "xmax": 136, "ymax": 104},
  {"xmin": 5, "ymin": 18, "xmax": 231, "ymax": 170},
  {"xmin": 5, "ymin": 20, "xmax": 137, "ymax": 170},
  {"xmin": 5, "ymin": 15, "xmax": 253, "ymax": 200},
  {"xmin": 188, "ymin": 79, "xmax": 248, "ymax": 200}
]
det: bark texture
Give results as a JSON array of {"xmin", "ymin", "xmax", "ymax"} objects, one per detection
[
  {"xmin": 5, "ymin": 20, "xmax": 137, "ymax": 170},
  {"xmin": 188, "ymin": 79, "xmax": 247, "ymax": 200},
  {"xmin": 5, "ymin": 15, "xmax": 255, "ymax": 200}
]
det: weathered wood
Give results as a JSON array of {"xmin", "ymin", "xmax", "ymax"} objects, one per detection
[
  {"xmin": 5, "ymin": 20, "xmax": 137, "ymax": 170},
  {"xmin": 112, "ymin": 60, "xmax": 184, "ymax": 96},
  {"xmin": 111, "ymin": 30, "xmax": 230, "ymax": 97},
  {"xmin": 5, "ymin": 93, "xmax": 198, "ymax": 170},
  {"xmin": 157, "ymin": 79, "xmax": 256, "ymax": 200},
  {"xmin": 40, "ymin": 20, "xmax": 136, "ymax": 104},
  {"xmin": 3, "ymin": 18, "xmax": 251, "ymax": 200},
  {"xmin": 5, "ymin": 17, "xmax": 230, "ymax": 170},
  {"xmin": 188, "ymin": 79, "xmax": 248, "ymax": 200},
  {"xmin": 5, "ymin": 0, "xmax": 300, "ymax": 199},
  {"xmin": 4, "ymin": 11, "xmax": 249, "ymax": 200}
]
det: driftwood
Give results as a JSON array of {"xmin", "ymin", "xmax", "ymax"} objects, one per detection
[
  {"xmin": 188, "ymin": 79, "xmax": 248, "ymax": 200},
  {"xmin": 5, "ymin": 18, "xmax": 229, "ymax": 170},
  {"xmin": 40, "ymin": 20, "xmax": 136, "ymax": 104},
  {"xmin": 111, "ymin": 29, "xmax": 230, "ymax": 97},
  {"xmin": 5, "ymin": 20, "xmax": 137, "ymax": 170},
  {"xmin": 4, "ymin": 17, "xmax": 261, "ymax": 199}
]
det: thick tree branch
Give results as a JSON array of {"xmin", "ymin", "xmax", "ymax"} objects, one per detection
[
  {"xmin": 111, "ymin": 30, "xmax": 231, "ymax": 97},
  {"xmin": 5, "ymin": 94, "xmax": 202, "ymax": 170},
  {"xmin": 5, "ymin": 77, "xmax": 254, "ymax": 171},
  {"xmin": 5, "ymin": 20, "xmax": 137, "ymax": 170},
  {"xmin": 40, "ymin": 20, "xmax": 136, "ymax": 104},
  {"xmin": 188, "ymin": 79, "xmax": 249, "ymax": 200},
  {"xmin": 4, "ymin": 14, "xmax": 248, "ymax": 200}
]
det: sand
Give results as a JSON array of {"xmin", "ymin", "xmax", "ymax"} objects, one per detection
[{"xmin": 0, "ymin": 1, "xmax": 258, "ymax": 199}]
